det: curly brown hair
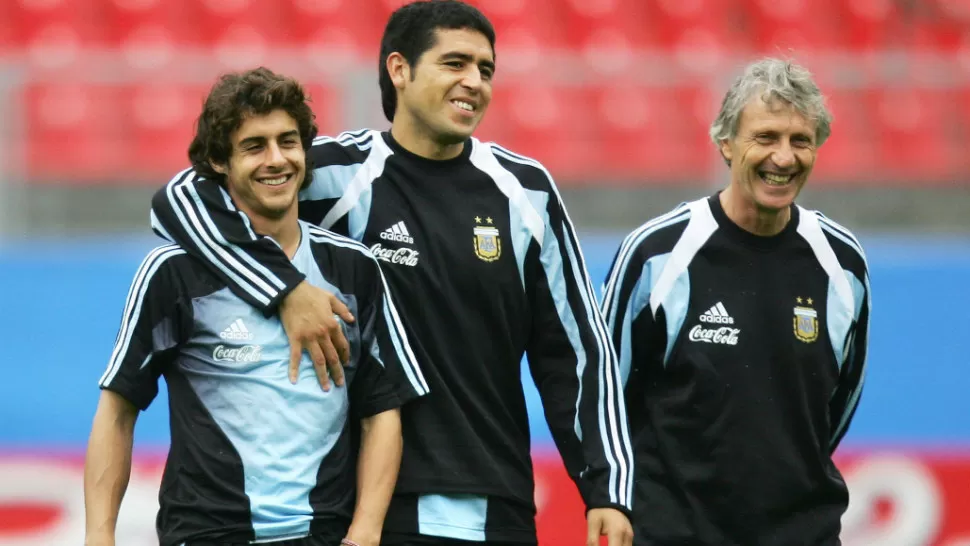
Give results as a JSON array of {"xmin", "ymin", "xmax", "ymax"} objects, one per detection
[{"xmin": 188, "ymin": 67, "xmax": 319, "ymax": 189}]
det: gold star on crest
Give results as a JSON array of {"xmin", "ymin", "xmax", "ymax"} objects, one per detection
[
  {"xmin": 474, "ymin": 216, "xmax": 482, "ymax": 223},
  {"xmin": 486, "ymin": 217, "xmax": 493, "ymax": 224},
  {"xmin": 807, "ymin": 298, "xmax": 813, "ymax": 305},
  {"xmin": 796, "ymin": 297, "xmax": 803, "ymax": 304}
]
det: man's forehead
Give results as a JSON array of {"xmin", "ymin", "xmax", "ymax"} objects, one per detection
[
  {"xmin": 234, "ymin": 110, "xmax": 298, "ymax": 139},
  {"xmin": 429, "ymin": 28, "xmax": 495, "ymax": 61},
  {"xmin": 742, "ymin": 97, "xmax": 815, "ymax": 129}
]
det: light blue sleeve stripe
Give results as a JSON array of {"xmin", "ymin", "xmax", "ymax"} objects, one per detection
[
  {"xmin": 300, "ymin": 163, "xmax": 370, "ymax": 239},
  {"xmin": 535, "ymin": 210, "xmax": 586, "ymax": 443},
  {"xmin": 660, "ymin": 270, "xmax": 691, "ymax": 367},
  {"xmin": 618, "ymin": 253, "xmax": 671, "ymax": 384},
  {"xmin": 618, "ymin": 277, "xmax": 641, "ymax": 387},
  {"xmin": 828, "ymin": 270, "xmax": 866, "ymax": 372}
]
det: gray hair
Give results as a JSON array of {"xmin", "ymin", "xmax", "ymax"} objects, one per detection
[{"xmin": 709, "ymin": 58, "xmax": 832, "ymax": 147}]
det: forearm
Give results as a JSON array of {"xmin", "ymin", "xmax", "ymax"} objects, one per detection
[
  {"xmin": 84, "ymin": 394, "xmax": 137, "ymax": 544},
  {"xmin": 347, "ymin": 409, "xmax": 402, "ymax": 545}
]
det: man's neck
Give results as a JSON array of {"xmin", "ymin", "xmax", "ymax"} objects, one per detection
[
  {"xmin": 390, "ymin": 118, "xmax": 465, "ymax": 160},
  {"xmin": 719, "ymin": 185, "xmax": 791, "ymax": 237},
  {"xmin": 247, "ymin": 208, "xmax": 302, "ymax": 258}
]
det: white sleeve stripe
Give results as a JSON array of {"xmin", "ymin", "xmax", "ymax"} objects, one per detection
[
  {"xmin": 165, "ymin": 177, "xmax": 272, "ymax": 305},
  {"xmin": 320, "ymin": 130, "xmax": 389, "ymax": 230},
  {"xmin": 816, "ymin": 212, "xmax": 867, "ymax": 256},
  {"xmin": 313, "ymin": 129, "xmax": 374, "ymax": 149},
  {"xmin": 561, "ymin": 221, "xmax": 634, "ymax": 508},
  {"xmin": 99, "ymin": 245, "xmax": 185, "ymax": 387},
  {"xmin": 601, "ymin": 207, "xmax": 691, "ymax": 326},
  {"xmin": 488, "ymin": 144, "xmax": 633, "ymax": 508},
  {"xmin": 218, "ymin": 188, "xmax": 258, "ymax": 242},
  {"xmin": 307, "ymin": 229, "xmax": 429, "ymax": 395},
  {"xmin": 817, "ymin": 216, "xmax": 869, "ymax": 269}
]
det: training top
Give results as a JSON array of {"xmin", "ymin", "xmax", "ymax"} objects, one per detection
[
  {"xmin": 99, "ymin": 221, "xmax": 425, "ymax": 546},
  {"xmin": 149, "ymin": 129, "xmax": 633, "ymax": 542},
  {"xmin": 601, "ymin": 195, "xmax": 870, "ymax": 546}
]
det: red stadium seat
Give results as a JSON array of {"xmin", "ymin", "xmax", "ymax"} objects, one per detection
[
  {"xmin": 301, "ymin": 83, "xmax": 345, "ymax": 137},
  {"xmin": 477, "ymin": 0, "xmax": 568, "ymax": 74},
  {"xmin": 592, "ymin": 85, "xmax": 717, "ymax": 180},
  {"xmin": 480, "ymin": 84, "xmax": 603, "ymax": 179},
  {"xmin": 561, "ymin": 0, "xmax": 661, "ymax": 74},
  {"xmin": 104, "ymin": 0, "xmax": 202, "ymax": 72},
  {"xmin": 11, "ymin": 0, "xmax": 106, "ymax": 68},
  {"xmin": 811, "ymin": 90, "xmax": 879, "ymax": 183},
  {"xmin": 196, "ymin": 0, "xmax": 286, "ymax": 69},
  {"xmin": 867, "ymin": 89, "xmax": 959, "ymax": 181},
  {"xmin": 838, "ymin": 0, "xmax": 904, "ymax": 51},
  {"xmin": 744, "ymin": 0, "xmax": 850, "ymax": 54},
  {"xmin": 21, "ymin": 83, "xmax": 129, "ymax": 181},
  {"xmin": 288, "ymin": 0, "xmax": 382, "ymax": 57},
  {"xmin": 123, "ymin": 83, "xmax": 209, "ymax": 178}
]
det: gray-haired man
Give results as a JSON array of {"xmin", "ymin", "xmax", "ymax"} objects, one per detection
[{"xmin": 601, "ymin": 58, "xmax": 871, "ymax": 545}]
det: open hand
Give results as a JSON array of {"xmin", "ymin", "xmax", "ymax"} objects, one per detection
[{"xmin": 280, "ymin": 281, "xmax": 355, "ymax": 390}]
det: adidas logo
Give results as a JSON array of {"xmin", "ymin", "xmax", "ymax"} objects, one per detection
[
  {"xmin": 699, "ymin": 302, "xmax": 735, "ymax": 325},
  {"xmin": 379, "ymin": 221, "xmax": 414, "ymax": 244},
  {"xmin": 220, "ymin": 318, "xmax": 254, "ymax": 341}
]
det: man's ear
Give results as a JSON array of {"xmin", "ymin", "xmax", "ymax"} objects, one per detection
[
  {"xmin": 209, "ymin": 160, "xmax": 228, "ymax": 175},
  {"xmin": 718, "ymin": 139, "xmax": 732, "ymax": 167},
  {"xmin": 386, "ymin": 52, "xmax": 411, "ymax": 90}
]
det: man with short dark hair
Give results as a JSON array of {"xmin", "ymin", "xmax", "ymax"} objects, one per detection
[
  {"xmin": 147, "ymin": 2, "xmax": 635, "ymax": 545},
  {"xmin": 84, "ymin": 67, "xmax": 425, "ymax": 546}
]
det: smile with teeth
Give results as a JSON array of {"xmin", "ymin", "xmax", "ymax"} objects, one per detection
[
  {"xmin": 453, "ymin": 100, "xmax": 475, "ymax": 112},
  {"xmin": 257, "ymin": 174, "xmax": 292, "ymax": 186},
  {"xmin": 760, "ymin": 172, "xmax": 795, "ymax": 186}
]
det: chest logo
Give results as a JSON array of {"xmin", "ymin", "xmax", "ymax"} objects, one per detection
[
  {"xmin": 473, "ymin": 216, "xmax": 501, "ymax": 262},
  {"xmin": 793, "ymin": 297, "xmax": 819, "ymax": 343},
  {"xmin": 689, "ymin": 302, "xmax": 740, "ymax": 345}
]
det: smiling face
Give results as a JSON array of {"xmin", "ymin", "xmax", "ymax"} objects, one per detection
[
  {"xmin": 391, "ymin": 27, "xmax": 495, "ymax": 147},
  {"xmin": 213, "ymin": 109, "xmax": 306, "ymax": 221},
  {"xmin": 720, "ymin": 95, "xmax": 818, "ymax": 213}
]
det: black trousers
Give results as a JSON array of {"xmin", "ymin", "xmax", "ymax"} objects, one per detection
[
  {"xmin": 380, "ymin": 533, "xmax": 536, "ymax": 546},
  {"xmin": 183, "ymin": 528, "xmax": 344, "ymax": 546}
]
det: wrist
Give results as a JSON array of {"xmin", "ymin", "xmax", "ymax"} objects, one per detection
[
  {"xmin": 344, "ymin": 523, "xmax": 381, "ymax": 546},
  {"xmin": 84, "ymin": 532, "xmax": 115, "ymax": 546}
]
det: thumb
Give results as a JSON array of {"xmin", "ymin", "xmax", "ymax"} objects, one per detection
[
  {"xmin": 288, "ymin": 339, "xmax": 301, "ymax": 384},
  {"xmin": 331, "ymin": 295, "xmax": 355, "ymax": 323}
]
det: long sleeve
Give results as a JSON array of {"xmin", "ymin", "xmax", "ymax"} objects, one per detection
[
  {"xmin": 602, "ymin": 234, "xmax": 657, "ymax": 391},
  {"xmin": 829, "ymin": 271, "xmax": 871, "ymax": 452},
  {"xmin": 150, "ymin": 168, "xmax": 307, "ymax": 315},
  {"xmin": 525, "ymin": 186, "xmax": 634, "ymax": 515}
]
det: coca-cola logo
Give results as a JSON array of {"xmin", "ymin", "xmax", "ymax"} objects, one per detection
[
  {"xmin": 688, "ymin": 325, "xmax": 740, "ymax": 345},
  {"xmin": 370, "ymin": 243, "xmax": 420, "ymax": 267},
  {"xmin": 212, "ymin": 344, "xmax": 262, "ymax": 363}
]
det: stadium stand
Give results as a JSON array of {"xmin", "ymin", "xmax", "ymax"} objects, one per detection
[{"xmin": 1, "ymin": 0, "xmax": 968, "ymax": 184}]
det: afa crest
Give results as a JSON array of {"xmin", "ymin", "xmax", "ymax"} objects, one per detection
[
  {"xmin": 473, "ymin": 218, "xmax": 501, "ymax": 262},
  {"xmin": 793, "ymin": 297, "xmax": 819, "ymax": 343}
]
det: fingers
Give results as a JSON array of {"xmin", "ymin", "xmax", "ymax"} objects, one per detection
[
  {"xmin": 331, "ymin": 295, "xmax": 356, "ymax": 323},
  {"xmin": 332, "ymin": 322, "xmax": 351, "ymax": 366},
  {"xmin": 328, "ymin": 357, "xmax": 346, "ymax": 389},
  {"xmin": 288, "ymin": 340, "xmax": 302, "ymax": 384},
  {"xmin": 308, "ymin": 341, "xmax": 331, "ymax": 391},
  {"xmin": 607, "ymin": 527, "xmax": 631, "ymax": 546},
  {"xmin": 586, "ymin": 516, "xmax": 600, "ymax": 546}
]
